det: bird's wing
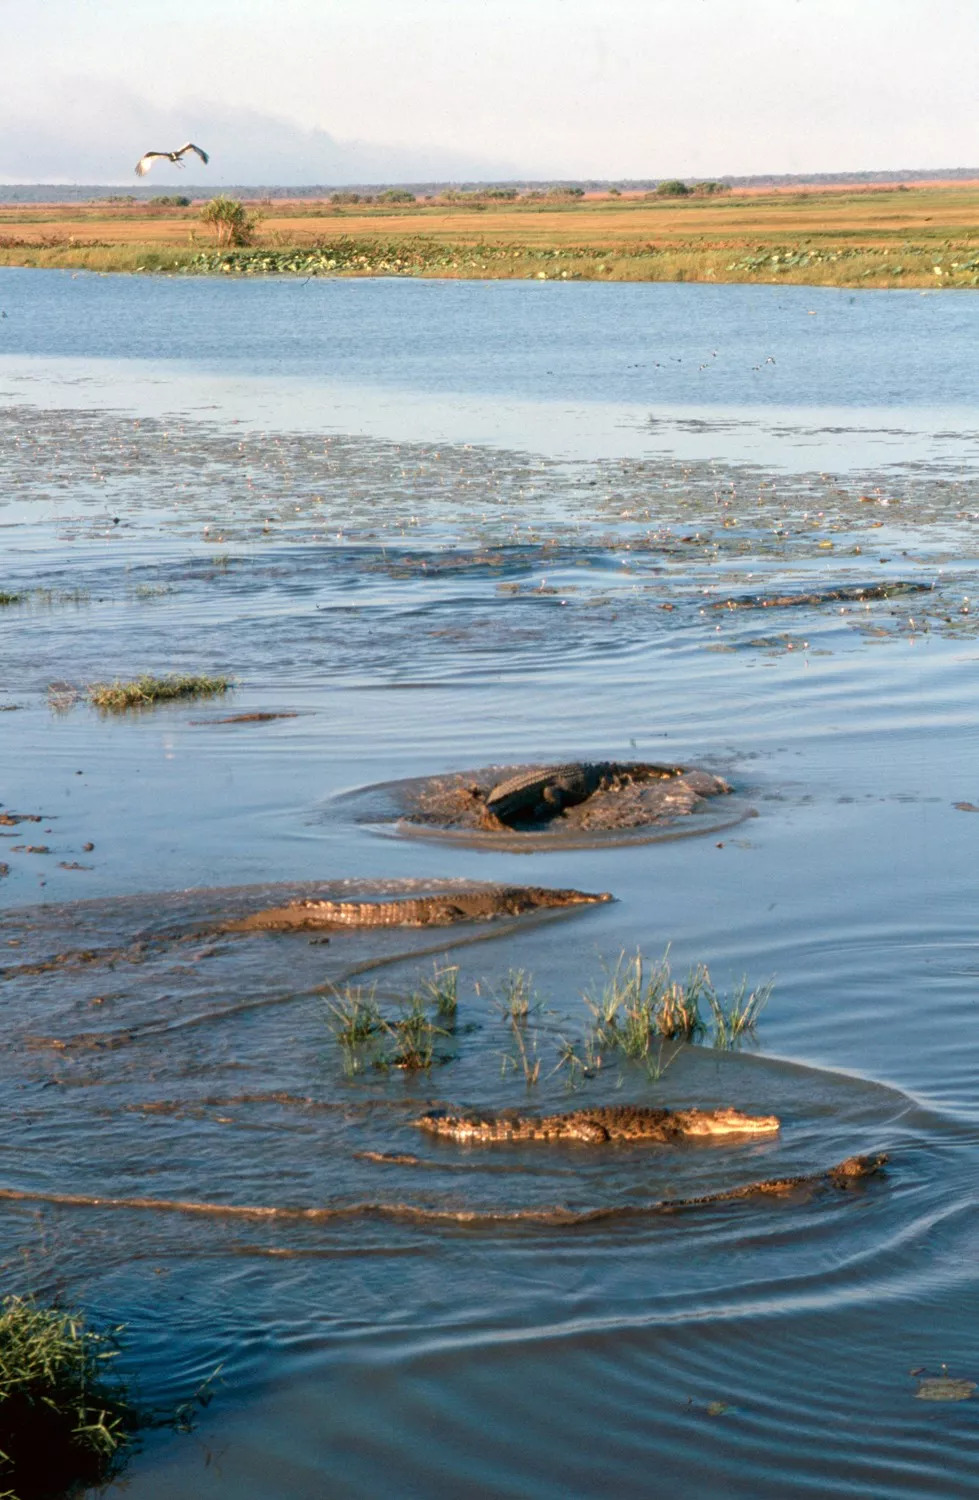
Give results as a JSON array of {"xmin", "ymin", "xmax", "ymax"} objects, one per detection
[
  {"xmin": 176, "ymin": 142, "xmax": 209, "ymax": 165},
  {"xmin": 134, "ymin": 152, "xmax": 164, "ymax": 176}
]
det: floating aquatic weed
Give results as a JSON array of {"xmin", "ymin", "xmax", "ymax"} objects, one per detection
[
  {"xmin": 0, "ymin": 592, "xmax": 22, "ymax": 607},
  {"xmin": 87, "ymin": 674, "xmax": 232, "ymax": 711}
]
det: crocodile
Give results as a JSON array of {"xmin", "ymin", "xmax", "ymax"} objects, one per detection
[
  {"xmin": 483, "ymin": 761, "xmax": 684, "ymax": 828},
  {"xmin": 709, "ymin": 581, "xmax": 931, "ymax": 612},
  {"xmin": 225, "ymin": 885, "xmax": 612, "ymax": 933},
  {"xmin": 414, "ymin": 1104, "xmax": 781, "ymax": 1143}
]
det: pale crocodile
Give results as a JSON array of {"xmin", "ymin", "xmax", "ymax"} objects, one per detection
[
  {"xmin": 226, "ymin": 885, "xmax": 612, "ymax": 933},
  {"xmin": 415, "ymin": 1104, "xmax": 781, "ymax": 1143}
]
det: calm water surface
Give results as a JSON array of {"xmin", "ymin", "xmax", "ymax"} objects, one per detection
[{"xmin": 2, "ymin": 271, "xmax": 979, "ymax": 1497}]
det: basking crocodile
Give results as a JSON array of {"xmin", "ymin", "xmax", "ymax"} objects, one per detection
[
  {"xmin": 415, "ymin": 1104, "xmax": 781, "ymax": 1143},
  {"xmin": 226, "ymin": 885, "xmax": 612, "ymax": 933}
]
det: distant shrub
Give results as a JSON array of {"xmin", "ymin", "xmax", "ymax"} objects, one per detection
[
  {"xmin": 330, "ymin": 192, "xmax": 361, "ymax": 204},
  {"xmin": 377, "ymin": 189, "xmax": 416, "ymax": 203},
  {"xmin": 656, "ymin": 179, "xmax": 691, "ymax": 197},
  {"xmin": 149, "ymin": 195, "xmax": 191, "ymax": 207},
  {"xmin": 693, "ymin": 181, "xmax": 728, "ymax": 196},
  {"xmin": 199, "ymin": 197, "xmax": 258, "ymax": 246},
  {"xmin": 608, "ymin": 186, "xmax": 622, "ymax": 197}
]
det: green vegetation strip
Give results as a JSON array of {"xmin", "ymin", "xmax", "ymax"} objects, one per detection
[
  {"xmin": 87, "ymin": 674, "xmax": 232, "ymax": 711},
  {"xmin": 0, "ymin": 1297, "xmax": 135, "ymax": 1497},
  {"xmin": 182, "ymin": 237, "xmax": 979, "ymax": 287},
  {"xmin": 3, "ymin": 236, "xmax": 979, "ymax": 286}
]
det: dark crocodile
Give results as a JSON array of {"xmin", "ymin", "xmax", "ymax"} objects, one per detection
[
  {"xmin": 709, "ymin": 581, "xmax": 931, "ymax": 611},
  {"xmin": 415, "ymin": 1104, "xmax": 781, "ymax": 1143},
  {"xmin": 225, "ymin": 885, "xmax": 612, "ymax": 932},
  {"xmin": 484, "ymin": 761, "xmax": 684, "ymax": 828}
]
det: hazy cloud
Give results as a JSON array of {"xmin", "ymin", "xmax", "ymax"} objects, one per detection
[{"xmin": 0, "ymin": 78, "xmax": 521, "ymax": 185}]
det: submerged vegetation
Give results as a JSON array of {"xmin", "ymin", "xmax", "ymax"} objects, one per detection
[
  {"xmin": 0, "ymin": 1296, "xmax": 135, "ymax": 1497},
  {"xmin": 87, "ymin": 674, "xmax": 232, "ymax": 711},
  {"xmin": 324, "ymin": 952, "xmax": 770, "ymax": 1087}
]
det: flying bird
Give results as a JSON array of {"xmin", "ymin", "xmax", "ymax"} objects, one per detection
[{"xmin": 135, "ymin": 142, "xmax": 209, "ymax": 176}]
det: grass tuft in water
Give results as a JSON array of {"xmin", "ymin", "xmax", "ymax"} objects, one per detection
[
  {"xmin": 581, "ymin": 949, "xmax": 769, "ymax": 1063},
  {"xmin": 324, "ymin": 985, "xmax": 382, "ymax": 1045},
  {"xmin": 492, "ymin": 970, "xmax": 546, "ymax": 1084},
  {"xmin": 0, "ymin": 592, "xmax": 21, "ymax": 607},
  {"xmin": 704, "ymin": 975, "xmax": 773, "ymax": 1049},
  {"xmin": 382, "ymin": 995, "xmax": 447, "ymax": 1071},
  {"xmin": 87, "ymin": 674, "xmax": 232, "ymax": 711},
  {"xmin": 0, "ymin": 1296, "xmax": 136, "ymax": 1498},
  {"xmin": 415, "ymin": 963, "xmax": 460, "ymax": 1022},
  {"xmin": 324, "ymin": 982, "xmax": 449, "ymax": 1072}
]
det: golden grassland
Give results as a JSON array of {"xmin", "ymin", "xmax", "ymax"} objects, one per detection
[{"xmin": 1, "ymin": 183, "xmax": 978, "ymax": 287}]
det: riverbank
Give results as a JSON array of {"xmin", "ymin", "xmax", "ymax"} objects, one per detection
[{"xmin": 2, "ymin": 183, "xmax": 978, "ymax": 286}]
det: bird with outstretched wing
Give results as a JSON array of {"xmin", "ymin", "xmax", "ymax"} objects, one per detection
[{"xmin": 135, "ymin": 142, "xmax": 209, "ymax": 176}]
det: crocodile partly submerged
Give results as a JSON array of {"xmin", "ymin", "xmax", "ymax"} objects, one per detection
[
  {"xmin": 484, "ymin": 762, "xmax": 624, "ymax": 826},
  {"xmin": 225, "ymin": 885, "xmax": 612, "ymax": 933},
  {"xmin": 390, "ymin": 759, "xmax": 734, "ymax": 838},
  {"xmin": 414, "ymin": 1104, "xmax": 781, "ymax": 1143}
]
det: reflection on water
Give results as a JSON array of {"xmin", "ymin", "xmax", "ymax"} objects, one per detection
[{"xmin": 2, "ymin": 270, "xmax": 979, "ymax": 1498}]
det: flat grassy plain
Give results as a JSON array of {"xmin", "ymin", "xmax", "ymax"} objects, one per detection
[{"xmin": 1, "ymin": 183, "xmax": 978, "ymax": 286}]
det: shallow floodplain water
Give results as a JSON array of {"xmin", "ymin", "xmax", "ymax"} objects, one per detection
[{"xmin": 2, "ymin": 271, "xmax": 979, "ymax": 1497}]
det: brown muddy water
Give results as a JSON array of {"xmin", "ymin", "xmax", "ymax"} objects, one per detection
[{"xmin": 2, "ymin": 271, "xmax": 979, "ymax": 1497}]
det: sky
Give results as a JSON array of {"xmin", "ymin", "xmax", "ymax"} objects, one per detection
[{"xmin": 2, "ymin": 0, "xmax": 977, "ymax": 184}]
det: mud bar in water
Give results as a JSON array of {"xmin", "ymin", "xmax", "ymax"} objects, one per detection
[{"xmin": 415, "ymin": 1104, "xmax": 781, "ymax": 1144}]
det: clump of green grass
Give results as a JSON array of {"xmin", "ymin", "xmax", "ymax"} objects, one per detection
[
  {"xmin": 0, "ymin": 592, "xmax": 21, "ymax": 607},
  {"xmin": 415, "ymin": 963, "xmax": 460, "ymax": 1022},
  {"xmin": 0, "ymin": 1296, "xmax": 136, "ymax": 1497},
  {"xmin": 325, "ymin": 984, "xmax": 382, "ymax": 1046},
  {"xmin": 87, "ymin": 674, "xmax": 232, "ymax": 711},
  {"xmin": 581, "ymin": 950, "xmax": 770, "ymax": 1062},
  {"xmin": 383, "ymin": 995, "xmax": 446, "ymax": 1070},
  {"xmin": 703, "ymin": 975, "xmax": 773, "ymax": 1048},
  {"xmin": 323, "ymin": 980, "xmax": 450, "ymax": 1073}
]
